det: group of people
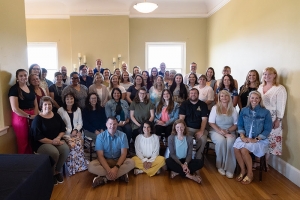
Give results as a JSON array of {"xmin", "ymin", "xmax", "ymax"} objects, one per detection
[{"xmin": 8, "ymin": 59, "xmax": 287, "ymax": 187}]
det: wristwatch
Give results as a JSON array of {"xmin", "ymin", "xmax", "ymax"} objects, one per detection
[
  {"xmin": 115, "ymin": 164, "xmax": 120, "ymax": 169},
  {"xmin": 27, "ymin": 114, "xmax": 31, "ymax": 119},
  {"xmin": 255, "ymin": 137, "xmax": 260, "ymax": 141}
]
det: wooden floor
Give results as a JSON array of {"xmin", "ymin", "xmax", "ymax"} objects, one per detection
[{"xmin": 50, "ymin": 154, "xmax": 300, "ymax": 200}]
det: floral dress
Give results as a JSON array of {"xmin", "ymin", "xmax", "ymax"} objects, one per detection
[{"xmin": 258, "ymin": 84, "xmax": 287, "ymax": 155}]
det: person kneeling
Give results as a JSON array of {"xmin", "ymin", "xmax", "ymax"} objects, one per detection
[
  {"xmin": 88, "ymin": 117, "xmax": 135, "ymax": 188},
  {"xmin": 166, "ymin": 119, "xmax": 203, "ymax": 183},
  {"xmin": 132, "ymin": 121, "xmax": 165, "ymax": 176}
]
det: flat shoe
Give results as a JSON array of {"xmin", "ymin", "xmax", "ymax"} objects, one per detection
[
  {"xmin": 241, "ymin": 176, "xmax": 253, "ymax": 185},
  {"xmin": 235, "ymin": 174, "xmax": 245, "ymax": 182}
]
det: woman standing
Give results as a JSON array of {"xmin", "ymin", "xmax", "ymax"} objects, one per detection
[
  {"xmin": 150, "ymin": 67, "xmax": 159, "ymax": 85},
  {"xmin": 105, "ymin": 88, "xmax": 132, "ymax": 145},
  {"xmin": 216, "ymin": 75, "xmax": 238, "ymax": 107},
  {"xmin": 187, "ymin": 73, "xmax": 198, "ymax": 90},
  {"xmin": 205, "ymin": 67, "xmax": 217, "ymax": 92},
  {"xmin": 258, "ymin": 67, "xmax": 287, "ymax": 157},
  {"xmin": 49, "ymin": 72, "xmax": 67, "ymax": 112},
  {"xmin": 155, "ymin": 89, "xmax": 179, "ymax": 139},
  {"xmin": 102, "ymin": 68, "xmax": 111, "ymax": 87},
  {"xmin": 132, "ymin": 121, "xmax": 165, "ymax": 176},
  {"xmin": 130, "ymin": 88, "xmax": 155, "ymax": 140},
  {"xmin": 126, "ymin": 74, "xmax": 145, "ymax": 104},
  {"xmin": 209, "ymin": 90, "xmax": 238, "ymax": 178},
  {"xmin": 108, "ymin": 74, "xmax": 126, "ymax": 100},
  {"xmin": 193, "ymin": 75, "xmax": 215, "ymax": 110},
  {"xmin": 131, "ymin": 66, "xmax": 141, "ymax": 83},
  {"xmin": 233, "ymin": 91, "xmax": 272, "ymax": 184},
  {"xmin": 31, "ymin": 96, "xmax": 70, "ymax": 185},
  {"xmin": 142, "ymin": 70, "xmax": 152, "ymax": 90},
  {"xmin": 163, "ymin": 70, "xmax": 170, "ymax": 84},
  {"xmin": 9, "ymin": 69, "xmax": 39, "ymax": 154},
  {"xmin": 120, "ymin": 71, "xmax": 133, "ymax": 90},
  {"xmin": 28, "ymin": 74, "xmax": 46, "ymax": 107},
  {"xmin": 166, "ymin": 119, "xmax": 203, "ymax": 183},
  {"xmin": 113, "ymin": 68, "xmax": 121, "ymax": 82},
  {"xmin": 88, "ymin": 72, "xmax": 109, "ymax": 107},
  {"xmin": 238, "ymin": 70, "xmax": 260, "ymax": 109},
  {"xmin": 57, "ymin": 92, "xmax": 87, "ymax": 175},
  {"xmin": 82, "ymin": 93, "xmax": 107, "ymax": 142},
  {"xmin": 165, "ymin": 70, "xmax": 176, "ymax": 89},
  {"xmin": 149, "ymin": 75, "xmax": 164, "ymax": 105},
  {"xmin": 61, "ymin": 72, "xmax": 88, "ymax": 109},
  {"xmin": 169, "ymin": 74, "xmax": 189, "ymax": 106}
]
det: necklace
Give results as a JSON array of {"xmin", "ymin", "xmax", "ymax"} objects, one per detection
[{"xmin": 55, "ymin": 84, "xmax": 63, "ymax": 96}]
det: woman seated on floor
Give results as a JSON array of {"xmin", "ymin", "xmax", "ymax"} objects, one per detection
[
  {"xmin": 57, "ymin": 92, "xmax": 88, "ymax": 176},
  {"xmin": 208, "ymin": 90, "xmax": 238, "ymax": 179},
  {"xmin": 166, "ymin": 119, "xmax": 203, "ymax": 184},
  {"xmin": 131, "ymin": 121, "xmax": 165, "ymax": 176},
  {"xmin": 233, "ymin": 91, "xmax": 272, "ymax": 184},
  {"xmin": 31, "ymin": 96, "xmax": 70, "ymax": 185}
]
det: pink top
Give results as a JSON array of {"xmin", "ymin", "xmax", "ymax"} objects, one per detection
[{"xmin": 161, "ymin": 107, "xmax": 170, "ymax": 122}]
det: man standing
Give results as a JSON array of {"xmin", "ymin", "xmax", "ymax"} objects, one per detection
[
  {"xmin": 179, "ymin": 88, "xmax": 209, "ymax": 160},
  {"xmin": 183, "ymin": 62, "xmax": 201, "ymax": 84},
  {"xmin": 54, "ymin": 66, "xmax": 70, "ymax": 85},
  {"xmin": 79, "ymin": 65, "xmax": 93, "ymax": 88},
  {"xmin": 93, "ymin": 59, "xmax": 104, "ymax": 74},
  {"xmin": 88, "ymin": 117, "xmax": 135, "ymax": 188},
  {"xmin": 121, "ymin": 63, "xmax": 132, "ymax": 77},
  {"xmin": 88, "ymin": 67, "xmax": 94, "ymax": 78},
  {"xmin": 216, "ymin": 66, "xmax": 238, "ymax": 89},
  {"xmin": 158, "ymin": 62, "xmax": 166, "ymax": 77}
]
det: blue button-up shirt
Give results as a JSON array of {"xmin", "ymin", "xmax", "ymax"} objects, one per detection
[
  {"xmin": 237, "ymin": 105, "xmax": 272, "ymax": 140},
  {"xmin": 95, "ymin": 130, "xmax": 128, "ymax": 159}
]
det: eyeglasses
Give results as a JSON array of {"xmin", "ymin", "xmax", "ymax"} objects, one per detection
[
  {"xmin": 139, "ymin": 92, "xmax": 147, "ymax": 95},
  {"xmin": 72, "ymin": 77, "xmax": 79, "ymax": 80},
  {"xmin": 32, "ymin": 68, "xmax": 40, "ymax": 70}
]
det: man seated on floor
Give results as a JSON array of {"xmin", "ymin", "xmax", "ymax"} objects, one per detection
[
  {"xmin": 88, "ymin": 117, "xmax": 135, "ymax": 188},
  {"xmin": 179, "ymin": 88, "xmax": 209, "ymax": 160}
]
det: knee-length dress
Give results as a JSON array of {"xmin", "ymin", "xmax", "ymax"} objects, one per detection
[{"xmin": 258, "ymin": 84, "xmax": 287, "ymax": 155}]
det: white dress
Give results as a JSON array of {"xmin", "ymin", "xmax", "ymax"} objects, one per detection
[{"xmin": 258, "ymin": 84, "xmax": 287, "ymax": 155}]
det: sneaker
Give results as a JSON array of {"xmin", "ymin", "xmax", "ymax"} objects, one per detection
[
  {"xmin": 226, "ymin": 172, "xmax": 233, "ymax": 179},
  {"xmin": 53, "ymin": 176, "xmax": 58, "ymax": 185},
  {"xmin": 134, "ymin": 169, "xmax": 144, "ymax": 175},
  {"xmin": 218, "ymin": 168, "xmax": 226, "ymax": 176},
  {"xmin": 92, "ymin": 176, "xmax": 107, "ymax": 188},
  {"xmin": 119, "ymin": 173, "xmax": 129, "ymax": 183},
  {"xmin": 55, "ymin": 173, "xmax": 64, "ymax": 183}
]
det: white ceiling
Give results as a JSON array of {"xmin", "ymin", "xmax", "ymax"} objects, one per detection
[{"xmin": 24, "ymin": 0, "xmax": 230, "ymax": 19}]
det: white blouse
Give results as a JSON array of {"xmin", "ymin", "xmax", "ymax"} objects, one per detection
[{"xmin": 135, "ymin": 134, "xmax": 160, "ymax": 163}]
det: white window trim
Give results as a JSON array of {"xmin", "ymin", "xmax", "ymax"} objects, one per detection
[{"xmin": 145, "ymin": 42, "xmax": 186, "ymax": 75}]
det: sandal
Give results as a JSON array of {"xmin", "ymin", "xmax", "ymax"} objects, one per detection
[
  {"xmin": 241, "ymin": 176, "xmax": 253, "ymax": 185},
  {"xmin": 170, "ymin": 171, "xmax": 179, "ymax": 179},
  {"xmin": 235, "ymin": 174, "xmax": 245, "ymax": 182}
]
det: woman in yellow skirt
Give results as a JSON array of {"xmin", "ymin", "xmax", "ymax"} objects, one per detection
[{"xmin": 132, "ymin": 121, "xmax": 165, "ymax": 176}]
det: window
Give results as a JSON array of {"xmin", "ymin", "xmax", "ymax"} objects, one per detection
[
  {"xmin": 27, "ymin": 42, "xmax": 58, "ymax": 80},
  {"xmin": 145, "ymin": 42, "xmax": 186, "ymax": 74}
]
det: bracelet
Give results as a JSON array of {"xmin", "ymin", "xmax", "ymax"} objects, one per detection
[{"xmin": 184, "ymin": 162, "xmax": 188, "ymax": 165}]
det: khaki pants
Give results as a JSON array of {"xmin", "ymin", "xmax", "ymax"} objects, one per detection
[
  {"xmin": 186, "ymin": 127, "xmax": 208, "ymax": 159},
  {"xmin": 88, "ymin": 158, "xmax": 135, "ymax": 179}
]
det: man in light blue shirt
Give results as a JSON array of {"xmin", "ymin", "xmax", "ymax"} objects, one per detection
[{"xmin": 88, "ymin": 117, "xmax": 135, "ymax": 188}]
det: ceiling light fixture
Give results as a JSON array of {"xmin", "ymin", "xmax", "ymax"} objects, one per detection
[{"xmin": 134, "ymin": 1, "xmax": 158, "ymax": 13}]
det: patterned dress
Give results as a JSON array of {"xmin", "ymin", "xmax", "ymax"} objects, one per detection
[{"xmin": 258, "ymin": 84, "xmax": 287, "ymax": 155}]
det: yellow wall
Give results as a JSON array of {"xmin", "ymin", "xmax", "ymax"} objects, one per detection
[
  {"xmin": 129, "ymin": 18, "xmax": 207, "ymax": 73},
  {"xmin": 208, "ymin": 0, "xmax": 300, "ymax": 169},
  {"xmin": 0, "ymin": 0, "xmax": 28, "ymax": 153}
]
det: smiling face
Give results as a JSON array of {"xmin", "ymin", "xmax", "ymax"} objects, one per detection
[
  {"xmin": 175, "ymin": 75, "xmax": 182, "ymax": 84},
  {"xmin": 122, "ymin": 72, "xmax": 129, "ymax": 81},
  {"xmin": 55, "ymin": 74, "xmax": 63, "ymax": 83},
  {"xmin": 103, "ymin": 70, "xmax": 110, "ymax": 78},
  {"xmin": 189, "ymin": 89, "xmax": 199, "ymax": 102},
  {"xmin": 30, "ymin": 75, "xmax": 40, "ymax": 86},
  {"xmin": 71, "ymin": 73, "xmax": 79, "ymax": 86},
  {"xmin": 156, "ymin": 76, "xmax": 163, "ymax": 85},
  {"xmin": 80, "ymin": 66, "xmax": 88, "ymax": 76},
  {"xmin": 135, "ymin": 75, "xmax": 143, "ymax": 85},
  {"xmin": 175, "ymin": 123, "xmax": 185, "ymax": 135},
  {"xmin": 42, "ymin": 100, "xmax": 52, "ymax": 113},
  {"xmin": 65, "ymin": 95, "xmax": 75, "ymax": 106},
  {"xmin": 190, "ymin": 63, "xmax": 197, "ymax": 73},
  {"xmin": 17, "ymin": 70, "xmax": 28, "ymax": 84},
  {"xmin": 94, "ymin": 74, "xmax": 103, "ymax": 83},
  {"xmin": 206, "ymin": 69, "xmax": 213, "ymax": 78},
  {"xmin": 160, "ymin": 63, "xmax": 166, "ymax": 72},
  {"xmin": 198, "ymin": 77, "xmax": 207, "ymax": 86},
  {"xmin": 143, "ymin": 123, "xmax": 151, "ymax": 135},
  {"xmin": 151, "ymin": 68, "xmax": 158, "ymax": 77},
  {"xmin": 163, "ymin": 90, "xmax": 171, "ymax": 101},
  {"xmin": 60, "ymin": 66, "xmax": 67, "ymax": 76},
  {"xmin": 249, "ymin": 93, "xmax": 261, "ymax": 108},
  {"xmin": 169, "ymin": 71, "xmax": 176, "ymax": 79},
  {"xmin": 112, "ymin": 89, "xmax": 121, "ymax": 101},
  {"xmin": 111, "ymin": 76, "xmax": 119, "ymax": 86},
  {"xmin": 189, "ymin": 74, "xmax": 197, "ymax": 84},
  {"xmin": 89, "ymin": 94, "xmax": 98, "ymax": 107},
  {"xmin": 106, "ymin": 118, "xmax": 118, "ymax": 135},
  {"xmin": 133, "ymin": 67, "xmax": 140, "ymax": 75},
  {"xmin": 138, "ymin": 90, "xmax": 147, "ymax": 101},
  {"xmin": 248, "ymin": 71, "xmax": 257, "ymax": 83},
  {"xmin": 219, "ymin": 92, "xmax": 230, "ymax": 104},
  {"xmin": 142, "ymin": 72, "xmax": 148, "ymax": 80},
  {"xmin": 222, "ymin": 67, "xmax": 231, "ymax": 75},
  {"xmin": 223, "ymin": 76, "xmax": 231, "ymax": 88},
  {"xmin": 122, "ymin": 63, "xmax": 127, "ymax": 72},
  {"xmin": 31, "ymin": 65, "xmax": 40, "ymax": 76},
  {"xmin": 263, "ymin": 70, "xmax": 276, "ymax": 84}
]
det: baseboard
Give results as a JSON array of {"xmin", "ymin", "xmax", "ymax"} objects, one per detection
[{"xmin": 268, "ymin": 155, "xmax": 300, "ymax": 187}]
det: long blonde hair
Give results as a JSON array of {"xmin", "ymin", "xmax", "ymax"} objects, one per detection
[
  {"xmin": 216, "ymin": 90, "xmax": 234, "ymax": 116},
  {"xmin": 262, "ymin": 67, "xmax": 279, "ymax": 86},
  {"xmin": 240, "ymin": 70, "xmax": 260, "ymax": 94},
  {"xmin": 246, "ymin": 91, "xmax": 265, "ymax": 108}
]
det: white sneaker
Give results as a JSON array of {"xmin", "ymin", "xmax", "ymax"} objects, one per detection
[
  {"xmin": 218, "ymin": 168, "xmax": 226, "ymax": 176},
  {"xmin": 225, "ymin": 172, "xmax": 233, "ymax": 178},
  {"xmin": 134, "ymin": 169, "xmax": 143, "ymax": 175}
]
